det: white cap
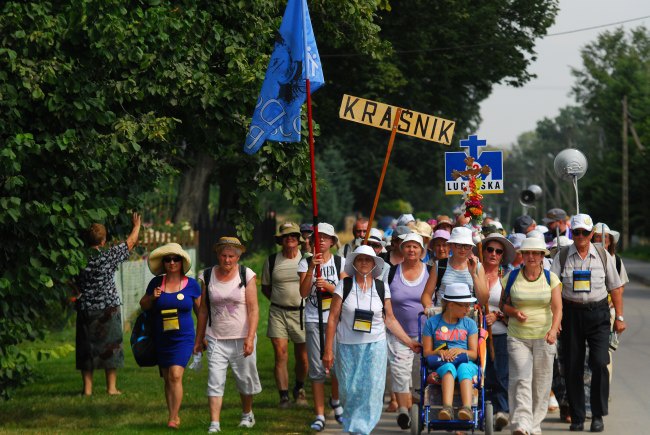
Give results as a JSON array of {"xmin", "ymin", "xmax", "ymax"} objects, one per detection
[{"xmin": 570, "ymin": 213, "xmax": 594, "ymax": 231}]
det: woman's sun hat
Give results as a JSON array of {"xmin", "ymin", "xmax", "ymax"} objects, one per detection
[
  {"xmin": 317, "ymin": 222, "xmax": 339, "ymax": 245},
  {"xmin": 213, "ymin": 236, "xmax": 246, "ymax": 255},
  {"xmin": 432, "ymin": 229, "xmax": 450, "ymax": 241},
  {"xmin": 517, "ymin": 237, "xmax": 550, "ymax": 256},
  {"xmin": 413, "ymin": 220, "xmax": 433, "ymax": 240},
  {"xmin": 344, "ymin": 245, "xmax": 385, "ymax": 279},
  {"xmin": 442, "ymin": 282, "xmax": 477, "ymax": 303},
  {"xmin": 447, "ymin": 226, "xmax": 475, "ymax": 246},
  {"xmin": 148, "ymin": 242, "xmax": 192, "ymax": 275},
  {"xmin": 482, "ymin": 233, "xmax": 516, "ymax": 265},
  {"xmin": 275, "ymin": 222, "xmax": 304, "ymax": 245},
  {"xmin": 400, "ymin": 233, "xmax": 425, "ymax": 251}
]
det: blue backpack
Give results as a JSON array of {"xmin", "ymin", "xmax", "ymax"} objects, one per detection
[
  {"xmin": 130, "ymin": 310, "xmax": 157, "ymax": 367},
  {"xmin": 503, "ymin": 267, "xmax": 551, "ymax": 300}
]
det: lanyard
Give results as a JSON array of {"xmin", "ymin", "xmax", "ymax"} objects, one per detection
[{"xmin": 354, "ymin": 278, "xmax": 373, "ymax": 312}]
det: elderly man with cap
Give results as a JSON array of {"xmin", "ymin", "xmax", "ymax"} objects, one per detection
[
  {"xmin": 550, "ymin": 213, "xmax": 625, "ymax": 433},
  {"xmin": 338, "ymin": 217, "xmax": 369, "ymax": 259},
  {"xmin": 543, "ymin": 208, "xmax": 571, "ymax": 246},
  {"xmin": 513, "ymin": 215, "xmax": 536, "ymax": 235},
  {"xmin": 261, "ymin": 223, "xmax": 308, "ymax": 409}
]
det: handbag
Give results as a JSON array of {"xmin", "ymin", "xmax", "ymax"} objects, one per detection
[{"xmin": 130, "ymin": 310, "xmax": 157, "ymax": 367}]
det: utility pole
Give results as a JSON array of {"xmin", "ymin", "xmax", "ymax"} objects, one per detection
[{"xmin": 622, "ymin": 96, "xmax": 629, "ymax": 251}]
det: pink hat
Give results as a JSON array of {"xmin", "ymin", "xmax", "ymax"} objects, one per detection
[{"xmin": 432, "ymin": 229, "xmax": 450, "ymax": 241}]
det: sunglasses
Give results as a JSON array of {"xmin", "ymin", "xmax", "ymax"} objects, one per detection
[
  {"xmin": 452, "ymin": 244, "xmax": 472, "ymax": 250},
  {"xmin": 163, "ymin": 256, "xmax": 183, "ymax": 264},
  {"xmin": 573, "ymin": 229, "xmax": 592, "ymax": 237},
  {"xmin": 368, "ymin": 243, "xmax": 383, "ymax": 249},
  {"xmin": 485, "ymin": 246, "xmax": 504, "ymax": 255}
]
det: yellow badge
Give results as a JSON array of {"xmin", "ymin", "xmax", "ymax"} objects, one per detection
[
  {"xmin": 441, "ymin": 326, "xmax": 448, "ymax": 333},
  {"xmin": 177, "ymin": 293, "xmax": 184, "ymax": 301}
]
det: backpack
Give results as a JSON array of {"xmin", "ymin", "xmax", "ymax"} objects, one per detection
[
  {"xmin": 202, "ymin": 265, "xmax": 247, "ymax": 327},
  {"xmin": 130, "ymin": 310, "xmax": 157, "ymax": 367},
  {"xmin": 306, "ymin": 254, "xmax": 342, "ymax": 277},
  {"xmin": 503, "ymin": 267, "xmax": 552, "ymax": 300},
  {"xmin": 341, "ymin": 276, "xmax": 386, "ymax": 315},
  {"xmin": 558, "ymin": 244, "xmax": 609, "ymax": 281}
]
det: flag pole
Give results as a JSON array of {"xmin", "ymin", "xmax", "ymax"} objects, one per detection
[
  {"xmin": 302, "ymin": 0, "xmax": 324, "ymax": 359},
  {"xmin": 363, "ymin": 108, "xmax": 403, "ymax": 245}
]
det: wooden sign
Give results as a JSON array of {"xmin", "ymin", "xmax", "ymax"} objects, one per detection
[{"xmin": 339, "ymin": 94, "xmax": 455, "ymax": 145}]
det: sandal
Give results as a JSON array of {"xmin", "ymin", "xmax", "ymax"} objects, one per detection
[
  {"xmin": 386, "ymin": 400, "xmax": 399, "ymax": 412},
  {"xmin": 310, "ymin": 417, "xmax": 325, "ymax": 432},
  {"xmin": 458, "ymin": 406, "xmax": 473, "ymax": 421},
  {"xmin": 438, "ymin": 405, "xmax": 454, "ymax": 420},
  {"xmin": 330, "ymin": 397, "xmax": 344, "ymax": 424}
]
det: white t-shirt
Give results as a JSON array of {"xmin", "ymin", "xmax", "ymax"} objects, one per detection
[
  {"xmin": 334, "ymin": 278, "xmax": 391, "ymax": 345},
  {"xmin": 487, "ymin": 278, "xmax": 507, "ymax": 335},
  {"xmin": 297, "ymin": 255, "xmax": 345, "ymax": 323}
]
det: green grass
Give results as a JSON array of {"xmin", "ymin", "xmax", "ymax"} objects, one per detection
[{"xmin": 0, "ymin": 251, "xmax": 324, "ymax": 434}]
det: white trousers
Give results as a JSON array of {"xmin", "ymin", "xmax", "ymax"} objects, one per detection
[{"xmin": 507, "ymin": 336, "xmax": 556, "ymax": 434}]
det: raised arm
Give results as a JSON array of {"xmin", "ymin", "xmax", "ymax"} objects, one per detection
[{"xmin": 126, "ymin": 212, "xmax": 141, "ymax": 251}]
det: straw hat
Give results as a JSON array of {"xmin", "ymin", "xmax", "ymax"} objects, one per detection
[
  {"xmin": 213, "ymin": 236, "xmax": 246, "ymax": 254},
  {"xmin": 413, "ymin": 220, "xmax": 433, "ymax": 240},
  {"xmin": 148, "ymin": 242, "xmax": 192, "ymax": 275},
  {"xmin": 482, "ymin": 233, "xmax": 516, "ymax": 265},
  {"xmin": 344, "ymin": 245, "xmax": 385, "ymax": 279},
  {"xmin": 275, "ymin": 222, "xmax": 304, "ymax": 245}
]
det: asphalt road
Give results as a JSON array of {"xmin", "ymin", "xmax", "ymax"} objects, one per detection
[{"xmin": 322, "ymin": 277, "xmax": 650, "ymax": 434}]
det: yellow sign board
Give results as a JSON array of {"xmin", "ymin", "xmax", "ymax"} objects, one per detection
[{"xmin": 338, "ymin": 94, "xmax": 455, "ymax": 145}]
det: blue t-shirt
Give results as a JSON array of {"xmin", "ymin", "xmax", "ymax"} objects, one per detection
[{"xmin": 423, "ymin": 313, "xmax": 478, "ymax": 350}]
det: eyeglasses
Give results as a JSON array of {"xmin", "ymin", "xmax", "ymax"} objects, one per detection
[
  {"xmin": 163, "ymin": 256, "xmax": 183, "ymax": 264},
  {"xmin": 452, "ymin": 244, "xmax": 472, "ymax": 250},
  {"xmin": 485, "ymin": 246, "xmax": 504, "ymax": 255},
  {"xmin": 573, "ymin": 229, "xmax": 592, "ymax": 237},
  {"xmin": 454, "ymin": 302, "xmax": 471, "ymax": 309}
]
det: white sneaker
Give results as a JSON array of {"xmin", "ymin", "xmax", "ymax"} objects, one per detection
[
  {"xmin": 208, "ymin": 422, "xmax": 221, "ymax": 433},
  {"xmin": 238, "ymin": 413, "xmax": 255, "ymax": 428},
  {"xmin": 548, "ymin": 394, "xmax": 559, "ymax": 412}
]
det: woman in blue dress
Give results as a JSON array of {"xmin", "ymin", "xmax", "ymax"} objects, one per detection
[{"xmin": 140, "ymin": 243, "xmax": 200, "ymax": 429}]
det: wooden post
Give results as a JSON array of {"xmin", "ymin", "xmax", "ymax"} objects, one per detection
[{"xmin": 363, "ymin": 108, "xmax": 403, "ymax": 244}]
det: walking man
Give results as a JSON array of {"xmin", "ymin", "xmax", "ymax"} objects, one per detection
[
  {"xmin": 550, "ymin": 214, "xmax": 626, "ymax": 432},
  {"xmin": 261, "ymin": 223, "xmax": 309, "ymax": 408},
  {"xmin": 338, "ymin": 217, "xmax": 368, "ymax": 259}
]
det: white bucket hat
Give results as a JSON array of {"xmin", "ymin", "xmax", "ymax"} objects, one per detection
[
  {"xmin": 317, "ymin": 222, "xmax": 339, "ymax": 245},
  {"xmin": 447, "ymin": 226, "xmax": 475, "ymax": 246},
  {"xmin": 442, "ymin": 283, "xmax": 476, "ymax": 303},
  {"xmin": 518, "ymin": 237, "xmax": 550, "ymax": 256},
  {"xmin": 367, "ymin": 228, "xmax": 386, "ymax": 246},
  {"xmin": 400, "ymin": 233, "xmax": 425, "ymax": 251},
  {"xmin": 344, "ymin": 245, "xmax": 385, "ymax": 279}
]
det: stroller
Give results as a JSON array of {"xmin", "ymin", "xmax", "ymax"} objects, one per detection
[{"xmin": 410, "ymin": 309, "xmax": 493, "ymax": 434}]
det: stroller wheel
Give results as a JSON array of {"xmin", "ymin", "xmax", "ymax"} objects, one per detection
[{"xmin": 484, "ymin": 401, "xmax": 494, "ymax": 435}]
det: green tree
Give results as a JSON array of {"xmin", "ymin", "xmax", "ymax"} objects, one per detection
[
  {"xmin": 571, "ymin": 26, "xmax": 650, "ymax": 237},
  {"xmin": 313, "ymin": 0, "xmax": 559, "ymax": 216}
]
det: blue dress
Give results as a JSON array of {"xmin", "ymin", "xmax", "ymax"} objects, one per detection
[{"xmin": 145, "ymin": 276, "xmax": 201, "ymax": 368}]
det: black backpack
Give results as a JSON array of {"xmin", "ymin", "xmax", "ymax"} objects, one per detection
[
  {"xmin": 202, "ymin": 265, "xmax": 247, "ymax": 326},
  {"xmin": 130, "ymin": 310, "xmax": 157, "ymax": 367},
  {"xmin": 341, "ymin": 276, "xmax": 386, "ymax": 315}
]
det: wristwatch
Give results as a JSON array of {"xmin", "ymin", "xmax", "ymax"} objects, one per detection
[{"xmin": 615, "ymin": 315, "xmax": 624, "ymax": 322}]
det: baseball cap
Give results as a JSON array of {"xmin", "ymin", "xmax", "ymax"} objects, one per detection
[{"xmin": 570, "ymin": 213, "xmax": 594, "ymax": 232}]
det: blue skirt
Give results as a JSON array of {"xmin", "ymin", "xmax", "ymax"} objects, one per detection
[{"xmin": 336, "ymin": 340, "xmax": 387, "ymax": 435}]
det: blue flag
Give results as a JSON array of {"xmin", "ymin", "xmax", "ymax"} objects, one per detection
[{"xmin": 243, "ymin": 0, "xmax": 324, "ymax": 154}]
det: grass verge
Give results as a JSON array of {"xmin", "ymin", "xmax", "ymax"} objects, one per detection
[{"xmin": 0, "ymin": 250, "xmax": 326, "ymax": 434}]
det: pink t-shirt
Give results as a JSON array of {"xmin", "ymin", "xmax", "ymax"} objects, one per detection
[{"xmin": 205, "ymin": 266, "xmax": 256, "ymax": 340}]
